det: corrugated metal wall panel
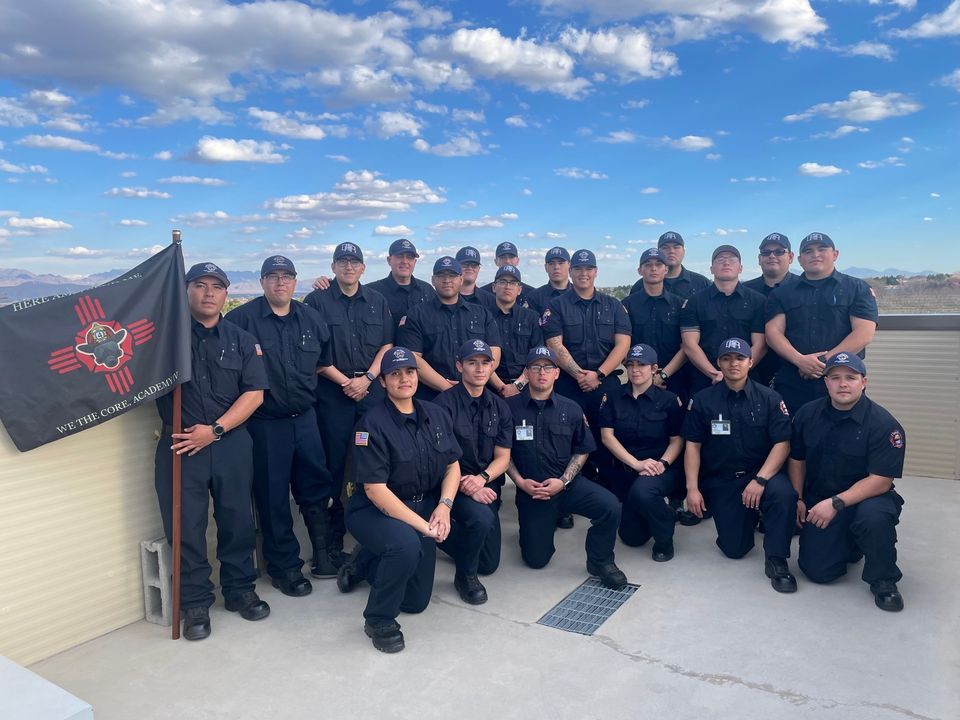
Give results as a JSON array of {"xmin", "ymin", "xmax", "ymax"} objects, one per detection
[
  {"xmin": 866, "ymin": 330, "xmax": 960, "ymax": 480},
  {"xmin": 0, "ymin": 405, "xmax": 164, "ymax": 666}
]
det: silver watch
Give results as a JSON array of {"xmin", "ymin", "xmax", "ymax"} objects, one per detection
[{"xmin": 439, "ymin": 497, "xmax": 454, "ymax": 509}]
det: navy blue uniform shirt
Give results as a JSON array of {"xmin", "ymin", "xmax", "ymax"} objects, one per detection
[
  {"xmin": 744, "ymin": 272, "xmax": 798, "ymax": 384},
  {"xmin": 506, "ymin": 391, "xmax": 596, "ymax": 482},
  {"xmin": 223, "ymin": 297, "xmax": 331, "ymax": 418},
  {"xmin": 351, "ymin": 397, "xmax": 462, "ymax": 501},
  {"xmin": 157, "ymin": 318, "xmax": 269, "ymax": 427},
  {"xmin": 790, "ymin": 395, "xmax": 905, "ymax": 502},
  {"xmin": 481, "ymin": 280, "xmax": 536, "ymax": 310},
  {"xmin": 493, "ymin": 302, "xmax": 543, "ymax": 381},
  {"xmin": 366, "ymin": 273, "xmax": 435, "ymax": 333},
  {"xmin": 621, "ymin": 288, "xmax": 684, "ymax": 365},
  {"xmin": 630, "ymin": 266, "xmax": 710, "ymax": 300},
  {"xmin": 434, "ymin": 384, "xmax": 512, "ymax": 479},
  {"xmin": 526, "ymin": 282, "xmax": 569, "ymax": 314},
  {"xmin": 540, "ymin": 290, "xmax": 631, "ymax": 370},
  {"xmin": 682, "ymin": 380, "xmax": 792, "ymax": 478},
  {"xmin": 743, "ymin": 271, "xmax": 799, "ymax": 297},
  {"xmin": 397, "ymin": 295, "xmax": 501, "ymax": 381},
  {"xmin": 765, "ymin": 270, "xmax": 878, "ymax": 359},
  {"xmin": 303, "ymin": 282, "xmax": 393, "ymax": 373},
  {"xmin": 461, "ymin": 287, "xmax": 499, "ymax": 312},
  {"xmin": 599, "ymin": 384, "xmax": 684, "ymax": 461},
  {"xmin": 679, "ymin": 283, "xmax": 766, "ymax": 365}
]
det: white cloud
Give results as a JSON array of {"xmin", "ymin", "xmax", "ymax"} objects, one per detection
[
  {"xmin": 923, "ymin": 216, "xmax": 934, "ymax": 222},
  {"xmin": 730, "ymin": 176, "xmax": 774, "ymax": 183},
  {"xmin": 714, "ymin": 228, "xmax": 748, "ymax": 236},
  {"xmin": 639, "ymin": 186, "xmax": 659, "ymax": 194},
  {"xmin": 154, "ymin": 150, "xmax": 173, "ymax": 161},
  {"xmin": 893, "ymin": 1, "xmax": 960, "ymax": 38},
  {"xmin": 557, "ymin": 26, "xmax": 678, "ymax": 81},
  {"xmin": 638, "ymin": 217, "xmax": 663, "ymax": 225},
  {"xmin": 784, "ymin": 90, "xmax": 921, "ymax": 122},
  {"xmin": 452, "ymin": 108, "xmax": 485, "ymax": 123},
  {"xmin": 286, "ymin": 227, "xmax": 313, "ymax": 239},
  {"xmin": 8, "ymin": 216, "xmax": 72, "ymax": 230},
  {"xmin": 661, "ymin": 135, "xmax": 714, "ymax": 151},
  {"xmin": 428, "ymin": 212, "xmax": 519, "ymax": 232},
  {"xmin": 374, "ymin": 224, "xmax": 414, "ymax": 236},
  {"xmin": 414, "ymin": 100, "xmax": 448, "ymax": 115},
  {"xmin": 705, "ymin": 152, "xmax": 722, "ymax": 161},
  {"xmin": 554, "ymin": 167, "xmax": 608, "ymax": 180},
  {"xmin": 121, "ymin": 170, "xmax": 137, "ymax": 178},
  {"xmin": 841, "ymin": 41, "xmax": 894, "ymax": 61},
  {"xmin": 248, "ymin": 107, "xmax": 327, "ymax": 140},
  {"xmin": 393, "ymin": 0, "xmax": 452, "ymax": 29},
  {"xmin": 931, "ymin": 192, "xmax": 940, "ymax": 198},
  {"xmin": 857, "ymin": 156, "xmax": 906, "ymax": 169},
  {"xmin": 412, "ymin": 133, "xmax": 486, "ymax": 157},
  {"xmin": 159, "ymin": 175, "xmax": 227, "ymax": 186},
  {"xmin": 535, "ymin": 0, "xmax": 827, "ymax": 44},
  {"xmin": 27, "ymin": 89, "xmax": 73, "ymax": 107},
  {"xmin": 42, "ymin": 113, "xmax": 92, "ymax": 133},
  {"xmin": 0, "ymin": 159, "xmax": 47, "ymax": 174},
  {"xmin": 120, "ymin": 219, "xmax": 148, "ymax": 226},
  {"xmin": 423, "ymin": 27, "xmax": 589, "ymax": 98},
  {"xmin": 622, "ymin": 99, "xmax": 649, "ymax": 109},
  {"xmin": 104, "ymin": 187, "xmax": 173, "ymax": 199},
  {"xmin": 326, "ymin": 154, "xmax": 351, "ymax": 163},
  {"xmin": 545, "ymin": 231, "xmax": 567, "ymax": 239},
  {"xmin": 505, "ymin": 115, "xmax": 528, "ymax": 128},
  {"xmin": 16, "ymin": 134, "xmax": 99, "ymax": 153},
  {"xmin": 596, "ymin": 130, "xmax": 637, "ymax": 143},
  {"xmin": 521, "ymin": 188, "xmax": 533, "ymax": 196},
  {"xmin": 812, "ymin": 125, "xmax": 870, "ymax": 140},
  {"xmin": 460, "ymin": 200, "xmax": 478, "ymax": 209},
  {"xmin": 267, "ymin": 169, "xmax": 445, "ymax": 222},
  {"xmin": 189, "ymin": 136, "xmax": 288, "ymax": 164},
  {"xmin": 367, "ymin": 111, "xmax": 422, "ymax": 138},
  {"xmin": 901, "ymin": 136, "xmax": 915, "ymax": 144},
  {"xmin": 0, "ymin": 97, "xmax": 39, "ymax": 126},
  {"xmin": 936, "ymin": 68, "xmax": 960, "ymax": 92},
  {"xmin": 798, "ymin": 162, "xmax": 846, "ymax": 177},
  {"xmin": 519, "ymin": 232, "xmax": 537, "ymax": 240},
  {"xmin": 136, "ymin": 99, "xmax": 232, "ymax": 126},
  {"xmin": 61, "ymin": 246, "xmax": 103, "ymax": 257}
]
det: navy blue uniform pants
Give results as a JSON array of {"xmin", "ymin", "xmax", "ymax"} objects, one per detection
[
  {"xmin": 701, "ymin": 472, "xmax": 797, "ymax": 559},
  {"xmin": 774, "ymin": 372, "xmax": 827, "ymax": 415},
  {"xmin": 799, "ymin": 491, "xmax": 903, "ymax": 586},
  {"xmin": 248, "ymin": 408, "xmax": 335, "ymax": 578},
  {"xmin": 345, "ymin": 496, "xmax": 436, "ymax": 626},
  {"xmin": 555, "ymin": 372, "xmax": 622, "ymax": 488},
  {"xmin": 154, "ymin": 429, "xmax": 257, "ymax": 609},
  {"xmin": 315, "ymin": 379, "xmax": 383, "ymax": 542},
  {"xmin": 438, "ymin": 487, "xmax": 501, "ymax": 576},
  {"xmin": 515, "ymin": 475, "xmax": 621, "ymax": 569},
  {"xmin": 617, "ymin": 468, "xmax": 677, "ymax": 547}
]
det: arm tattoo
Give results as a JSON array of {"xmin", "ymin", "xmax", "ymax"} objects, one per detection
[
  {"xmin": 545, "ymin": 337, "xmax": 583, "ymax": 376},
  {"xmin": 561, "ymin": 453, "xmax": 587, "ymax": 484}
]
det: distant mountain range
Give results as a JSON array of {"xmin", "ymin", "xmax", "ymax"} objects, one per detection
[{"xmin": 0, "ymin": 265, "xmax": 944, "ymax": 303}]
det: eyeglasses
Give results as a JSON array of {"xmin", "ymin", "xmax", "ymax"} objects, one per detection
[
  {"xmin": 264, "ymin": 273, "xmax": 296, "ymax": 284},
  {"xmin": 526, "ymin": 364, "xmax": 557, "ymax": 374},
  {"xmin": 759, "ymin": 248, "xmax": 788, "ymax": 257},
  {"xmin": 495, "ymin": 279, "xmax": 521, "ymax": 288},
  {"xmin": 712, "ymin": 255, "xmax": 739, "ymax": 265},
  {"xmin": 334, "ymin": 259, "xmax": 363, "ymax": 268}
]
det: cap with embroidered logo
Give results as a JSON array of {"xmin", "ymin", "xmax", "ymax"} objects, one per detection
[
  {"xmin": 639, "ymin": 248, "xmax": 668, "ymax": 266},
  {"xmin": 545, "ymin": 246, "xmax": 570, "ymax": 262},
  {"xmin": 380, "ymin": 346, "xmax": 419, "ymax": 375},
  {"xmin": 260, "ymin": 255, "xmax": 297, "ymax": 277},
  {"xmin": 186, "ymin": 262, "xmax": 230, "ymax": 287},
  {"xmin": 432, "ymin": 256, "xmax": 462, "ymax": 275},
  {"xmin": 658, "ymin": 231, "xmax": 684, "ymax": 247},
  {"xmin": 824, "ymin": 351, "xmax": 866, "ymax": 376},
  {"xmin": 457, "ymin": 339, "xmax": 494, "ymax": 361},
  {"xmin": 626, "ymin": 343, "xmax": 658, "ymax": 366},
  {"xmin": 388, "ymin": 238, "xmax": 420, "ymax": 257},
  {"xmin": 495, "ymin": 241, "xmax": 519, "ymax": 258},
  {"xmin": 495, "ymin": 265, "xmax": 523, "ymax": 282},
  {"xmin": 333, "ymin": 242, "xmax": 363, "ymax": 263},
  {"xmin": 525, "ymin": 346, "xmax": 558, "ymax": 366},
  {"xmin": 455, "ymin": 246, "xmax": 481, "ymax": 264},
  {"xmin": 570, "ymin": 249, "xmax": 597, "ymax": 268},
  {"xmin": 799, "ymin": 232, "xmax": 836, "ymax": 253},
  {"xmin": 760, "ymin": 233, "xmax": 790, "ymax": 250},
  {"xmin": 717, "ymin": 337, "xmax": 752, "ymax": 359}
]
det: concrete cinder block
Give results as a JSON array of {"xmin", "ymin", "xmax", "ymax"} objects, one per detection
[{"xmin": 140, "ymin": 537, "xmax": 172, "ymax": 626}]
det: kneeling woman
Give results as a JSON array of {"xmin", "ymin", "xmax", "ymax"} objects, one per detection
[
  {"xmin": 342, "ymin": 346, "xmax": 462, "ymax": 653},
  {"xmin": 600, "ymin": 344, "xmax": 684, "ymax": 562}
]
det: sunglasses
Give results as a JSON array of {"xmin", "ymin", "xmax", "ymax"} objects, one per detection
[{"xmin": 759, "ymin": 249, "xmax": 788, "ymax": 257}]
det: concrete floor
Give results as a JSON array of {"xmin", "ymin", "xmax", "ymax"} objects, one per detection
[{"xmin": 29, "ymin": 475, "xmax": 960, "ymax": 720}]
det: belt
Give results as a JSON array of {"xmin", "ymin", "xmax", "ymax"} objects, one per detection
[
  {"xmin": 732, "ymin": 470, "xmax": 757, "ymax": 479},
  {"xmin": 350, "ymin": 371, "xmax": 369, "ymax": 378}
]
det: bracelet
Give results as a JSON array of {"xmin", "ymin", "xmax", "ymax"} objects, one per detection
[{"xmin": 659, "ymin": 458, "xmax": 671, "ymax": 468}]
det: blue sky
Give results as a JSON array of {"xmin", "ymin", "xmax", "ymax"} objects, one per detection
[{"xmin": 0, "ymin": 0, "xmax": 957, "ymax": 286}]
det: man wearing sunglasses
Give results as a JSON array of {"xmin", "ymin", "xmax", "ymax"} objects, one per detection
[{"xmin": 744, "ymin": 233, "xmax": 798, "ymax": 387}]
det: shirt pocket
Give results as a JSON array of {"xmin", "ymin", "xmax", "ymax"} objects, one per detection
[
  {"xmin": 562, "ymin": 317, "xmax": 585, "ymax": 345},
  {"xmin": 361, "ymin": 313, "xmax": 385, "ymax": 349},
  {"xmin": 298, "ymin": 331, "xmax": 323, "ymax": 373},
  {"xmin": 635, "ymin": 409, "xmax": 669, "ymax": 439},
  {"xmin": 212, "ymin": 347, "xmax": 243, "ymax": 396},
  {"xmin": 547, "ymin": 422, "xmax": 574, "ymax": 457}
]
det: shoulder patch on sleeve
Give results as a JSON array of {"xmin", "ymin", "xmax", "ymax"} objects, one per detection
[
  {"xmin": 254, "ymin": 343, "xmax": 263, "ymax": 356},
  {"xmin": 539, "ymin": 308, "xmax": 551, "ymax": 327},
  {"xmin": 398, "ymin": 315, "xmax": 407, "ymax": 327},
  {"xmin": 354, "ymin": 431, "xmax": 370, "ymax": 447},
  {"xmin": 779, "ymin": 400, "xmax": 789, "ymax": 416},
  {"xmin": 889, "ymin": 430, "xmax": 903, "ymax": 449}
]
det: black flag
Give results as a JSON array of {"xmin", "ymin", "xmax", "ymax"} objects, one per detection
[{"xmin": 0, "ymin": 243, "xmax": 192, "ymax": 452}]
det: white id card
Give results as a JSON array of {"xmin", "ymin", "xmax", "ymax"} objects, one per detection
[
  {"xmin": 515, "ymin": 420, "xmax": 534, "ymax": 441},
  {"xmin": 711, "ymin": 413, "xmax": 731, "ymax": 435}
]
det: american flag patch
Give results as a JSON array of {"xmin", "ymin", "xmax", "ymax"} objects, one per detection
[
  {"xmin": 254, "ymin": 343, "xmax": 263, "ymax": 356},
  {"xmin": 355, "ymin": 431, "xmax": 369, "ymax": 446}
]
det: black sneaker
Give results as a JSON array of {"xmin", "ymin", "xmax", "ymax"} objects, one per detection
[
  {"xmin": 182, "ymin": 606, "xmax": 211, "ymax": 641},
  {"xmin": 364, "ymin": 621, "xmax": 405, "ymax": 653},
  {"xmin": 586, "ymin": 560, "xmax": 629, "ymax": 589},
  {"xmin": 454, "ymin": 573, "xmax": 488, "ymax": 605},
  {"xmin": 676, "ymin": 508, "xmax": 701, "ymax": 526},
  {"xmin": 310, "ymin": 550, "xmax": 338, "ymax": 579},
  {"xmin": 271, "ymin": 569, "xmax": 313, "ymax": 597},
  {"xmin": 337, "ymin": 550, "xmax": 363, "ymax": 594},
  {"xmin": 651, "ymin": 541, "xmax": 674, "ymax": 562},
  {"xmin": 870, "ymin": 581, "xmax": 904, "ymax": 612},
  {"xmin": 224, "ymin": 590, "xmax": 271, "ymax": 621},
  {"xmin": 557, "ymin": 513, "xmax": 575, "ymax": 529},
  {"xmin": 764, "ymin": 556, "xmax": 798, "ymax": 594}
]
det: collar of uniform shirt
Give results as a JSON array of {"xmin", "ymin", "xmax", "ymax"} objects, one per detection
[
  {"xmin": 798, "ymin": 269, "xmax": 840, "ymax": 286},
  {"xmin": 721, "ymin": 380, "xmax": 760, "ymax": 402},
  {"xmin": 191, "ymin": 318, "xmax": 222, "ymax": 336},
  {"xmin": 385, "ymin": 396, "xmax": 433, "ymax": 429},
  {"xmin": 330, "ymin": 281, "xmax": 366, "ymax": 301},
  {"xmin": 823, "ymin": 394, "xmax": 870, "ymax": 424}
]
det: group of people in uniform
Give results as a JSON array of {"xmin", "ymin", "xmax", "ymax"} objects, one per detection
[{"xmin": 156, "ymin": 229, "xmax": 908, "ymax": 653}]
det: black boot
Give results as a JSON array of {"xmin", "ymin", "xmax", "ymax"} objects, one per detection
[{"xmin": 302, "ymin": 503, "xmax": 338, "ymax": 578}]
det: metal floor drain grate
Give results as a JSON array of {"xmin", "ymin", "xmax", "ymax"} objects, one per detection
[{"xmin": 537, "ymin": 577, "xmax": 639, "ymax": 636}]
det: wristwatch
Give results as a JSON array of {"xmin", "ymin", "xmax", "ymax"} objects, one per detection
[
  {"xmin": 212, "ymin": 422, "xmax": 225, "ymax": 440},
  {"xmin": 754, "ymin": 475, "xmax": 769, "ymax": 487},
  {"xmin": 659, "ymin": 458, "xmax": 671, "ymax": 469},
  {"xmin": 480, "ymin": 470, "xmax": 491, "ymax": 483},
  {"xmin": 562, "ymin": 476, "xmax": 573, "ymax": 489},
  {"xmin": 656, "ymin": 369, "xmax": 669, "ymax": 383},
  {"xmin": 365, "ymin": 371, "xmax": 376, "ymax": 382},
  {"xmin": 596, "ymin": 370, "xmax": 606, "ymax": 380},
  {"xmin": 439, "ymin": 497, "xmax": 454, "ymax": 509},
  {"xmin": 831, "ymin": 495, "xmax": 846, "ymax": 512}
]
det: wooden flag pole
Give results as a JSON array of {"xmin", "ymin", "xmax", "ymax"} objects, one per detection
[{"xmin": 171, "ymin": 229, "xmax": 183, "ymax": 640}]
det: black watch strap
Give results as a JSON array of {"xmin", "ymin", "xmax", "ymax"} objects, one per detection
[
  {"xmin": 831, "ymin": 495, "xmax": 846, "ymax": 512},
  {"xmin": 480, "ymin": 470, "xmax": 491, "ymax": 482},
  {"xmin": 754, "ymin": 475, "xmax": 769, "ymax": 487}
]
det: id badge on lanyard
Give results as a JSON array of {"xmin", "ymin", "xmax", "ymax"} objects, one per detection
[
  {"xmin": 711, "ymin": 413, "xmax": 731, "ymax": 435},
  {"xmin": 515, "ymin": 419, "xmax": 534, "ymax": 441}
]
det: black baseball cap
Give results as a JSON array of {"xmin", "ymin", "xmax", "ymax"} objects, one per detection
[
  {"xmin": 457, "ymin": 339, "xmax": 494, "ymax": 361},
  {"xmin": 824, "ymin": 351, "xmax": 866, "ymax": 376},
  {"xmin": 433, "ymin": 256, "xmax": 462, "ymax": 275},
  {"xmin": 495, "ymin": 265, "xmax": 523, "ymax": 282},
  {"xmin": 639, "ymin": 248, "xmax": 668, "ymax": 266},
  {"xmin": 760, "ymin": 233, "xmax": 790, "ymax": 250},
  {"xmin": 570, "ymin": 249, "xmax": 597, "ymax": 268},
  {"xmin": 712, "ymin": 244, "xmax": 742, "ymax": 262},
  {"xmin": 496, "ymin": 241, "xmax": 519, "ymax": 258},
  {"xmin": 625, "ymin": 343, "xmax": 658, "ymax": 365},
  {"xmin": 717, "ymin": 337, "xmax": 751, "ymax": 359},
  {"xmin": 455, "ymin": 246, "xmax": 481, "ymax": 264},
  {"xmin": 333, "ymin": 242, "xmax": 363, "ymax": 263},
  {"xmin": 388, "ymin": 238, "xmax": 419, "ymax": 257},
  {"xmin": 185, "ymin": 262, "xmax": 230, "ymax": 287},
  {"xmin": 260, "ymin": 255, "xmax": 297, "ymax": 277},
  {"xmin": 380, "ymin": 346, "xmax": 419, "ymax": 374},
  {"xmin": 799, "ymin": 232, "xmax": 836, "ymax": 252},
  {"xmin": 658, "ymin": 231, "xmax": 684, "ymax": 247},
  {"xmin": 545, "ymin": 246, "xmax": 570, "ymax": 262},
  {"xmin": 525, "ymin": 346, "xmax": 558, "ymax": 366}
]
